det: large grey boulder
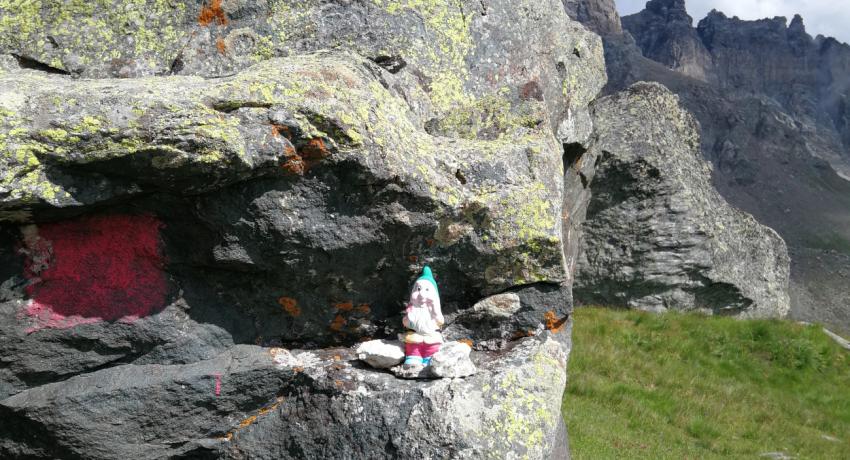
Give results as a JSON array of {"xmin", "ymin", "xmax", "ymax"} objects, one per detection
[
  {"xmin": 0, "ymin": 0, "xmax": 605, "ymax": 457},
  {"xmin": 575, "ymin": 82, "xmax": 791, "ymax": 318}
]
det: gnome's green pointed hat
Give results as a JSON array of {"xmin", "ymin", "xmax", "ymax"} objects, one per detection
[{"xmin": 416, "ymin": 266, "xmax": 439, "ymax": 297}]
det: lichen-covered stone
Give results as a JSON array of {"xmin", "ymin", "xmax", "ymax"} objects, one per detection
[
  {"xmin": 575, "ymin": 82, "xmax": 791, "ymax": 318},
  {"xmin": 0, "ymin": 0, "xmax": 607, "ymax": 147}
]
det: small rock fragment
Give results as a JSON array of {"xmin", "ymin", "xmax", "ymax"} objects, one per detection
[
  {"xmin": 429, "ymin": 341, "xmax": 476, "ymax": 378},
  {"xmin": 355, "ymin": 339, "xmax": 405, "ymax": 369},
  {"xmin": 269, "ymin": 348, "xmax": 300, "ymax": 368}
]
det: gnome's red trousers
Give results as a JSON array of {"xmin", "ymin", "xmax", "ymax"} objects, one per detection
[
  {"xmin": 405, "ymin": 342, "xmax": 441, "ymax": 358},
  {"xmin": 404, "ymin": 342, "xmax": 441, "ymax": 365}
]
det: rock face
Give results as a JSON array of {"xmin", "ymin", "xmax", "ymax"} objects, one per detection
[
  {"xmin": 575, "ymin": 83, "xmax": 791, "ymax": 317},
  {"xmin": 0, "ymin": 0, "xmax": 605, "ymax": 457},
  {"xmin": 563, "ymin": 0, "xmax": 622, "ymax": 37},
  {"xmin": 573, "ymin": 0, "xmax": 850, "ymax": 333},
  {"xmin": 620, "ymin": 0, "xmax": 715, "ymax": 83}
]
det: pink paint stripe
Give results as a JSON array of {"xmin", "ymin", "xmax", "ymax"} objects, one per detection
[{"xmin": 214, "ymin": 374, "xmax": 222, "ymax": 396}]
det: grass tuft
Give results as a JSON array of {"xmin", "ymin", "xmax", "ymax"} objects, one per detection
[{"xmin": 564, "ymin": 307, "xmax": 850, "ymax": 459}]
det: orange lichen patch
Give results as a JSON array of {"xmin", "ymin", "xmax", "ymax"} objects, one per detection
[
  {"xmin": 215, "ymin": 37, "xmax": 227, "ymax": 54},
  {"xmin": 222, "ymin": 398, "xmax": 284, "ymax": 440},
  {"xmin": 408, "ymin": 255, "xmax": 419, "ymax": 263},
  {"xmin": 277, "ymin": 297, "xmax": 301, "ymax": 316},
  {"xmin": 293, "ymin": 366, "xmax": 304, "ymax": 373},
  {"xmin": 329, "ymin": 314, "xmax": 346, "ymax": 332},
  {"xmin": 356, "ymin": 303, "xmax": 370, "ymax": 314},
  {"xmin": 256, "ymin": 401, "xmax": 281, "ymax": 416},
  {"xmin": 458, "ymin": 338, "xmax": 473, "ymax": 348},
  {"xmin": 199, "ymin": 0, "xmax": 227, "ymax": 26},
  {"xmin": 333, "ymin": 301, "xmax": 354, "ymax": 312},
  {"xmin": 273, "ymin": 130, "xmax": 330, "ymax": 176},
  {"xmin": 544, "ymin": 311, "xmax": 568, "ymax": 333},
  {"xmin": 238, "ymin": 415, "xmax": 258, "ymax": 429},
  {"xmin": 425, "ymin": 238, "xmax": 435, "ymax": 247},
  {"xmin": 300, "ymin": 138, "xmax": 330, "ymax": 161},
  {"xmin": 333, "ymin": 354, "xmax": 342, "ymax": 361},
  {"xmin": 271, "ymin": 124, "xmax": 293, "ymax": 139}
]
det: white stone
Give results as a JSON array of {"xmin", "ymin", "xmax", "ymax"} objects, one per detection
[
  {"xmin": 355, "ymin": 339, "xmax": 405, "ymax": 369},
  {"xmin": 429, "ymin": 341, "xmax": 476, "ymax": 378},
  {"xmin": 269, "ymin": 348, "xmax": 300, "ymax": 368}
]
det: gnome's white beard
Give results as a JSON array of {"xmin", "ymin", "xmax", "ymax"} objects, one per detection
[
  {"xmin": 406, "ymin": 307, "xmax": 438, "ymax": 333},
  {"xmin": 406, "ymin": 283, "xmax": 442, "ymax": 334}
]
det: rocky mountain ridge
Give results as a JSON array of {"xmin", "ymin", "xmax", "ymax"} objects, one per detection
[{"xmin": 567, "ymin": 0, "xmax": 850, "ymax": 333}]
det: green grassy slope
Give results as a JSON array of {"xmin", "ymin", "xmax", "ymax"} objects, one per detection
[{"xmin": 564, "ymin": 307, "xmax": 850, "ymax": 459}]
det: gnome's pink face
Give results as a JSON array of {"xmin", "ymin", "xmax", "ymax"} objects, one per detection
[{"xmin": 409, "ymin": 280, "xmax": 439, "ymax": 309}]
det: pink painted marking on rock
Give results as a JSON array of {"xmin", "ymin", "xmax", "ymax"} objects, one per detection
[
  {"xmin": 21, "ymin": 214, "xmax": 168, "ymax": 332},
  {"xmin": 214, "ymin": 374, "xmax": 222, "ymax": 396}
]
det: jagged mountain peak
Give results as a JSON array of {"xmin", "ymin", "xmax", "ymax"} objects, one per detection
[
  {"xmin": 574, "ymin": 0, "xmax": 850, "ymax": 334},
  {"xmin": 646, "ymin": 0, "xmax": 689, "ymax": 16}
]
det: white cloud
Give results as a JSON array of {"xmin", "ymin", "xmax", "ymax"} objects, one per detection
[{"xmin": 617, "ymin": 0, "xmax": 850, "ymax": 44}]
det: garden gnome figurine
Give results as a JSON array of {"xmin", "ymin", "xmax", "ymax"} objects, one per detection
[{"xmin": 401, "ymin": 266, "xmax": 445, "ymax": 369}]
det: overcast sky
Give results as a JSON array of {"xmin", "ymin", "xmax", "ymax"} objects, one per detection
[{"xmin": 617, "ymin": 0, "xmax": 850, "ymax": 44}]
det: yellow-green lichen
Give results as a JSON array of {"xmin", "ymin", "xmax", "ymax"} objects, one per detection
[
  {"xmin": 369, "ymin": 0, "xmax": 475, "ymax": 113},
  {"xmin": 252, "ymin": 35, "xmax": 276, "ymax": 62},
  {"xmin": 492, "ymin": 181, "xmax": 557, "ymax": 245},
  {"xmin": 39, "ymin": 128, "xmax": 68, "ymax": 142},
  {"xmin": 0, "ymin": 0, "xmax": 189, "ymax": 74},
  {"xmin": 75, "ymin": 115, "xmax": 103, "ymax": 133},
  {"xmin": 430, "ymin": 93, "xmax": 546, "ymax": 140}
]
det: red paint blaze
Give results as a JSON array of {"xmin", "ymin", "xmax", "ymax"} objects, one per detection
[
  {"xmin": 214, "ymin": 374, "xmax": 222, "ymax": 396},
  {"xmin": 23, "ymin": 215, "xmax": 167, "ymax": 330}
]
